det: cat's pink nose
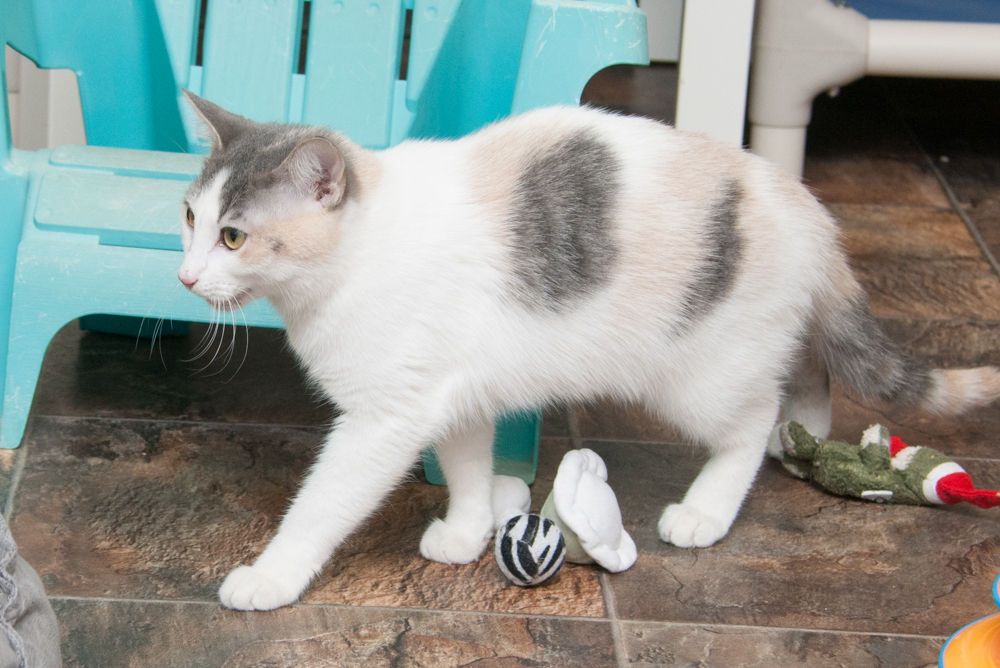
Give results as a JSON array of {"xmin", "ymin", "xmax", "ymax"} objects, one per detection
[{"xmin": 178, "ymin": 264, "xmax": 201, "ymax": 289}]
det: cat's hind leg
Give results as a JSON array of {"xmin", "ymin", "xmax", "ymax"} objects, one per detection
[
  {"xmin": 767, "ymin": 346, "xmax": 833, "ymax": 458},
  {"xmin": 658, "ymin": 398, "xmax": 779, "ymax": 548},
  {"xmin": 419, "ymin": 419, "xmax": 496, "ymax": 564},
  {"xmin": 787, "ymin": 345, "xmax": 833, "ymax": 430}
]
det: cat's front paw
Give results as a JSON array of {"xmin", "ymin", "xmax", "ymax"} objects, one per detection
[
  {"xmin": 658, "ymin": 504, "xmax": 727, "ymax": 548},
  {"xmin": 219, "ymin": 565, "xmax": 302, "ymax": 611},
  {"xmin": 419, "ymin": 518, "xmax": 491, "ymax": 564}
]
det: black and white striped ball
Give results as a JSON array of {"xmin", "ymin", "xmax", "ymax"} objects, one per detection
[{"xmin": 494, "ymin": 514, "xmax": 566, "ymax": 587}]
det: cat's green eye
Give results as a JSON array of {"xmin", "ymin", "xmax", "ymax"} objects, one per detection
[
  {"xmin": 186, "ymin": 207, "xmax": 194, "ymax": 228},
  {"xmin": 222, "ymin": 227, "xmax": 246, "ymax": 250}
]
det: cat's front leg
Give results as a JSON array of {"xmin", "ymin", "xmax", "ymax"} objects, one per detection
[
  {"xmin": 219, "ymin": 416, "xmax": 427, "ymax": 611},
  {"xmin": 419, "ymin": 419, "xmax": 496, "ymax": 564},
  {"xmin": 658, "ymin": 410, "xmax": 775, "ymax": 548}
]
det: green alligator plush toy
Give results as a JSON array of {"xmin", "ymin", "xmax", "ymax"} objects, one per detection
[{"xmin": 774, "ymin": 421, "xmax": 1000, "ymax": 508}]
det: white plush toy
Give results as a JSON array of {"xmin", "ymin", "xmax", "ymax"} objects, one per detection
[{"xmin": 492, "ymin": 449, "xmax": 637, "ymax": 586}]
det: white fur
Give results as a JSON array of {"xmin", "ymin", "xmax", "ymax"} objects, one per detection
[
  {"xmin": 183, "ymin": 106, "xmax": 849, "ymax": 610},
  {"xmin": 179, "ymin": 170, "xmax": 236, "ymax": 307}
]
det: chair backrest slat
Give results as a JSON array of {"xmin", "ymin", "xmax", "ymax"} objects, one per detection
[
  {"xmin": 200, "ymin": 0, "xmax": 302, "ymax": 122},
  {"xmin": 302, "ymin": 0, "xmax": 405, "ymax": 148},
  {"xmin": 3, "ymin": 0, "xmax": 189, "ymax": 152},
  {"xmin": 405, "ymin": 0, "xmax": 460, "ymax": 110},
  {"xmin": 152, "ymin": 0, "xmax": 200, "ymax": 88},
  {"xmin": 404, "ymin": 0, "xmax": 530, "ymax": 140}
]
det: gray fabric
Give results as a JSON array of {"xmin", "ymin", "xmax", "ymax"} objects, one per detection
[{"xmin": 0, "ymin": 516, "xmax": 61, "ymax": 668}]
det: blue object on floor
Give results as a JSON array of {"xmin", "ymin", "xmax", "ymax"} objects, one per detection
[{"xmin": 0, "ymin": 0, "xmax": 648, "ymax": 487}]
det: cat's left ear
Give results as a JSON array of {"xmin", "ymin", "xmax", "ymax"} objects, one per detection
[
  {"xmin": 279, "ymin": 137, "xmax": 347, "ymax": 209},
  {"xmin": 182, "ymin": 88, "xmax": 248, "ymax": 150}
]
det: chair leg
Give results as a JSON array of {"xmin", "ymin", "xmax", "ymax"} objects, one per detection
[
  {"xmin": 748, "ymin": 0, "xmax": 869, "ymax": 176},
  {"xmin": 748, "ymin": 125, "xmax": 808, "ymax": 178},
  {"xmin": 0, "ymin": 170, "xmax": 30, "ymax": 426},
  {"xmin": 674, "ymin": 0, "xmax": 756, "ymax": 146},
  {"xmin": 1, "ymin": 239, "xmax": 196, "ymax": 449},
  {"xmin": 1, "ymin": 317, "xmax": 67, "ymax": 449}
]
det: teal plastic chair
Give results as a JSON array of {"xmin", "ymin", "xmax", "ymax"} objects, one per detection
[{"xmin": 0, "ymin": 0, "xmax": 648, "ymax": 485}]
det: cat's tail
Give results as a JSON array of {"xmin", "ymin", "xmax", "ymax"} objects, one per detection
[{"xmin": 813, "ymin": 264, "xmax": 1000, "ymax": 416}]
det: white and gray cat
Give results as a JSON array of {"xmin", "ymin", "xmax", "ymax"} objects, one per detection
[{"xmin": 178, "ymin": 90, "xmax": 1000, "ymax": 611}]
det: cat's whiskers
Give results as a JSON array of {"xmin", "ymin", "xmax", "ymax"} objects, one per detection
[
  {"xmin": 184, "ymin": 303, "xmax": 223, "ymax": 365},
  {"xmin": 149, "ymin": 318, "xmax": 166, "ymax": 368},
  {"xmin": 217, "ymin": 297, "xmax": 243, "ymax": 372},
  {"xmin": 205, "ymin": 298, "xmax": 240, "ymax": 377},
  {"xmin": 186, "ymin": 313, "xmax": 215, "ymax": 359},
  {"xmin": 199, "ymin": 324, "xmax": 226, "ymax": 374},
  {"xmin": 189, "ymin": 321, "xmax": 222, "ymax": 373},
  {"xmin": 153, "ymin": 284, "xmax": 188, "ymax": 369},
  {"xmin": 222, "ymin": 301, "xmax": 251, "ymax": 384},
  {"xmin": 203, "ymin": 304, "xmax": 232, "ymax": 373},
  {"xmin": 133, "ymin": 282, "xmax": 185, "ymax": 369},
  {"xmin": 223, "ymin": 299, "xmax": 239, "ymax": 367},
  {"xmin": 185, "ymin": 322, "xmax": 215, "ymax": 363}
]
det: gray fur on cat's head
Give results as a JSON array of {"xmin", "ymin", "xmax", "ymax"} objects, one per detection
[
  {"xmin": 182, "ymin": 90, "xmax": 351, "ymax": 221},
  {"xmin": 178, "ymin": 92, "xmax": 360, "ymax": 310}
]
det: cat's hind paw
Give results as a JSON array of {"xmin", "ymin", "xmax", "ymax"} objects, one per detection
[
  {"xmin": 219, "ymin": 565, "xmax": 301, "ymax": 611},
  {"xmin": 419, "ymin": 518, "xmax": 491, "ymax": 564},
  {"xmin": 658, "ymin": 504, "xmax": 728, "ymax": 548}
]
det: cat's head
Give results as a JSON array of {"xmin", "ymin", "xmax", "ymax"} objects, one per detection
[{"xmin": 178, "ymin": 90, "xmax": 352, "ymax": 310}]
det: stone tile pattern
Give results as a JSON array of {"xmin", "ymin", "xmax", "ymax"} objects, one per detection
[
  {"xmin": 11, "ymin": 419, "xmax": 603, "ymax": 618},
  {"xmin": 622, "ymin": 623, "xmax": 942, "ymax": 668},
  {"xmin": 53, "ymin": 600, "xmax": 616, "ymax": 668},
  {"xmin": 4, "ymin": 72, "xmax": 999, "ymax": 665}
]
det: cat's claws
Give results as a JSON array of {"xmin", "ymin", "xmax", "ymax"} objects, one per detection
[
  {"xmin": 658, "ymin": 504, "xmax": 727, "ymax": 548},
  {"xmin": 419, "ymin": 518, "xmax": 491, "ymax": 564},
  {"xmin": 219, "ymin": 565, "xmax": 300, "ymax": 611}
]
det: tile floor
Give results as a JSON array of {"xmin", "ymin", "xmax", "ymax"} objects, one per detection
[{"xmin": 4, "ymin": 67, "xmax": 1000, "ymax": 667}]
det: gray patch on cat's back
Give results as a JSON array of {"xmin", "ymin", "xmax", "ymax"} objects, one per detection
[
  {"xmin": 508, "ymin": 130, "xmax": 620, "ymax": 309},
  {"xmin": 679, "ymin": 180, "xmax": 744, "ymax": 322}
]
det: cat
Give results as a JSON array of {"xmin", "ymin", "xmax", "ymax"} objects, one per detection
[{"xmin": 177, "ymin": 90, "xmax": 1000, "ymax": 611}]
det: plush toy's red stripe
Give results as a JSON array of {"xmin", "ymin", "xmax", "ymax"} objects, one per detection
[
  {"xmin": 889, "ymin": 436, "xmax": 908, "ymax": 457},
  {"xmin": 937, "ymin": 472, "xmax": 1000, "ymax": 508}
]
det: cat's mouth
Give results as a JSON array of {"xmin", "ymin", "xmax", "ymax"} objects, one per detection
[{"xmin": 210, "ymin": 290, "xmax": 253, "ymax": 311}]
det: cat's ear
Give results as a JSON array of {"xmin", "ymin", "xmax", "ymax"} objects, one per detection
[
  {"xmin": 278, "ymin": 137, "xmax": 347, "ymax": 208},
  {"xmin": 181, "ymin": 88, "xmax": 247, "ymax": 150}
]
